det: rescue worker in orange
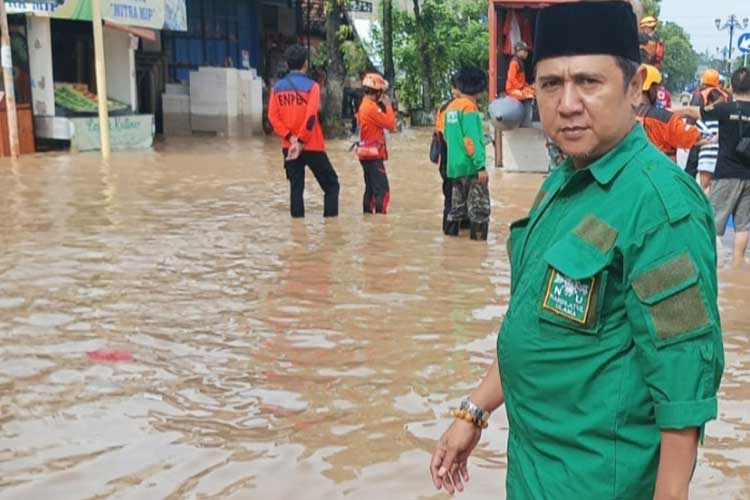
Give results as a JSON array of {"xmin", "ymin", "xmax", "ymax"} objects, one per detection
[
  {"xmin": 692, "ymin": 69, "xmax": 730, "ymax": 108},
  {"xmin": 637, "ymin": 65, "xmax": 707, "ymax": 162},
  {"xmin": 506, "ymin": 41, "xmax": 535, "ymax": 127},
  {"xmin": 356, "ymin": 73, "xmax": 396, "ymax": 214},
  {"xmin": 638, "ymin": 16, "xmax": 664, "ymax": 68},
  {"xmin": 268, "ymin": 45, "xmax": 340, "ymax": 218}
]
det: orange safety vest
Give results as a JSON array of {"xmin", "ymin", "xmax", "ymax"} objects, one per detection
[
  {"xmin": 639, "ymin": 31, "xmax": 664, "ymax": 68},
  {"xmin": 700, "ymin": 86, "xmax": 729, "ymax": 106}
]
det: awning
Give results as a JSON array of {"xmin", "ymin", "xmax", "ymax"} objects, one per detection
[{"xmin": 104, "ymin": 21, "xmax": 157, "ymax": 42}]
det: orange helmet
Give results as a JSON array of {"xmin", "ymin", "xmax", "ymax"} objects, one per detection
[
  {"xmin": 362, "ymin": 73, "xmax": 389, "ymax": 91},
  {"xmin": 640, "ymin": 16, "xmax": 658, "ymax": 29},
  {"xmin": 702, "ymin": 69, "xmax": 721, "ymax": 88}
]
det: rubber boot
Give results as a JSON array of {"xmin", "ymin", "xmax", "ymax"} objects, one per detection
[
  {"xmin": 470, "ymin": 222, "xmax": 489, "ymax": 241},
  {"xmin": 444, "ymin": 220, "xmax": 460, "ymax": 237}
]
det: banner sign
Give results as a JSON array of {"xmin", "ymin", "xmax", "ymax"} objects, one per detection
[
  {"xmin": 71, "ymin": 114, "xmax": 154, "ymax": 151},
  {"xmin": 5, "ymin": 0, "xmax": 186, "ymax": 30},
  {"xmin": 163, "ymin": 0, "xmax": 185, "ymax": 31},
  {"xmin": 103, "ymin": 0, "xmax": 164, "ymax": 29}
]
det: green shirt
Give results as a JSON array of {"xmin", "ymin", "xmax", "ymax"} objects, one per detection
[
  {"xmin": 499, "ymin": 125, "xmax": 724, "ymax": 499},
  {"xmin": 444, "ymin": 97, "xmax": 486, "ymax": 178}
]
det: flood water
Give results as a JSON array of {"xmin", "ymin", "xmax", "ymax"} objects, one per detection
[{"xmin": 0, "ymin": 130, "xmax": 748, "ymax": 499}]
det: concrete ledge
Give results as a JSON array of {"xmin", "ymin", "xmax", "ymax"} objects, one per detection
[{"xmin": 499, "ymin": 127, "xmax": 549, "ymax": 173}]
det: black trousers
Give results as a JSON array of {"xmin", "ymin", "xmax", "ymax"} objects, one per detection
[
  {"xmin": 283, "ymin": 150, "xmax": 340, "ymax": 218},
  {"xmin": 685, "ymin": 146, "xmax": 699, "ymax": 178},
  {"xmin": 439, "ymin": 144, "xmax": 453, "ymax": 230},
  {"xmin": 360, "ymin": 159, "xmax": 390, "ymax": 214}
]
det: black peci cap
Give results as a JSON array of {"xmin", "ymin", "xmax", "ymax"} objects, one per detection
[{"xmin": 532, "ymin": 1, "xmax": 640, "ymax": 68}]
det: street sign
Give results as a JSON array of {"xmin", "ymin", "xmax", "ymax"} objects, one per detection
[
  {"xmin": 738, "ymin": 32, "xmax": 750, "ymax": 54},
  {"xmin": 350, "ymin": 0, "xmax": 373, "ymax": 13}
]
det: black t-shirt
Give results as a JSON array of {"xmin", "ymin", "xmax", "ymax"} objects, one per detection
[{"xmin": 701, "ymin": 100, "xmax": 750, "ymax": 179}]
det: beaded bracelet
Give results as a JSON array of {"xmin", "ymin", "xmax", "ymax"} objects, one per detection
[{"xmin": 450, "ymin": 408, "xmax": 489, "ymax": 429}]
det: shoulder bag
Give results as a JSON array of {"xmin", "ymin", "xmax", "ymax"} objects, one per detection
[{"xmin": 736, "ymin": 105, "xmax": 750, "ymax": 163}]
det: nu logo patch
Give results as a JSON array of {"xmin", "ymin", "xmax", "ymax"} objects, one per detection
[{"xmin": 543, "ymin": 270, "xmax": 595, "ymax": 324}]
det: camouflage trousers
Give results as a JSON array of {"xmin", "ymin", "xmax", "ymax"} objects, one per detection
[{"xmin": 448, "ymin": 174, "xmax": 491, "ymax": 224}]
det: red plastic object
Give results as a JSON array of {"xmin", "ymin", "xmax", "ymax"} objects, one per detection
[{"xmin": 87, "ymin": 349, "xmax": 134, "ymax": 362}]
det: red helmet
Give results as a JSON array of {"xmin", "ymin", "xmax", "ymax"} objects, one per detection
[{"xmin": 362, "ymin": 73, "xmax": 389, "ymax": 91}]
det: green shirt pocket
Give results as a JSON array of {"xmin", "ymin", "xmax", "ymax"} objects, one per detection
[
  {"xmin": 631, "ymin": 252, "xmax": 712, "ymax": 348},
  {"xmin": 539, "ymin": 232, "xmax": 610, "ymax": 335}
]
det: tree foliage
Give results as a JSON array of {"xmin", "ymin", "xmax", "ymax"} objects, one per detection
[
  {"xmin": 372, "ymin": 0, "xmax": 488, "ymax": 111},
  {"xmin": 641, "ymin": 0, "xmax": 661, "ymax": 17},
  {"xmin": 658, "ymin": 21, "xmax": 699, "ymax": 92}
]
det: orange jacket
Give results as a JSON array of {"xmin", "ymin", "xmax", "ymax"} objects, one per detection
[
  {"xmin": 506, "ymin": 57, "xmax": 535, "ymax": 100},
  {"xmin": 356, "ymin": 97, "xmax": 396, "ymax": 160},
  {"xmin": 636, "ymin": 104, "xmax": 701, "ymax": 160},
  {"xmin": 268, "ymin": 72, "xmax": 326, "ymax": 151}
]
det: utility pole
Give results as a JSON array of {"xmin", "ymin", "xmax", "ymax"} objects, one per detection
[
  {"xmin": 716, "ymin": 15, "xmax": 749, "ymax": 75},
  {"xmin": 0, "ymin": 0, "xmax": 20, "ymax": 158},
  {"xmin": 306, "ymin": 0, "xmax": 311, "ymax": 66},
  {"xmin": 92, "ymin": 0, "xmax": 111, "ymax": 160}
]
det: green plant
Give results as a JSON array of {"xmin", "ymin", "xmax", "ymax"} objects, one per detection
[{"xmin": 374, "ymin": 0, "xmax": 488, "ymax": 111}]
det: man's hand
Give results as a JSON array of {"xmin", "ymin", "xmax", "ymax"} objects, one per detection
[
  {"xmin": 652, "ymin": 428, "xmax": 699, "ymax": 500},
  {"xmin": 380, "ymin": 94, "xmax": 392, "ymax": 108},
  {"xmin": 286, "ymin": 136, "xmax": 303, "ymax": 161},
  {"xmin": 430, "ymin": 419, "xmax": 482, "ymax": 495},
  {"xmin": 478, "ymin": 170, "xmax": 489, "ymax": 186}
]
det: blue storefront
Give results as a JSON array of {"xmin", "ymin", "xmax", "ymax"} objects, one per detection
[{"xmin": 163, "ymin": 0, "xmax": 263, "ymax": 82}]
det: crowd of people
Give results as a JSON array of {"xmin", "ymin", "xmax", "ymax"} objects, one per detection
[
  {"xmin": 675, "ymin": 68, "xmax": 750, "ymax": 267},
  {"xmin": 267, "ymin": 44, "xmax": 493, "ymax": 241}
]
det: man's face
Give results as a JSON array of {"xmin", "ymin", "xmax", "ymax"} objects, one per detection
[
  {"xmin": 518, "ymin": 49, "xmax": 529, "ymax": 60},
  {"xmin": 535, "ymin": 55, "xmax": 642, "ymax": 167}
]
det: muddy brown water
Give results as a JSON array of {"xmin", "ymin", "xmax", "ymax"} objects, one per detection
[{"xmin": 0, "ymin": 130, "xmax": 748, "ymax": 499}]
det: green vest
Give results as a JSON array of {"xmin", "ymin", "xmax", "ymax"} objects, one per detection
[{"xmin": 444, "ymin": 97, "xmax": 486, "ymax": 179}]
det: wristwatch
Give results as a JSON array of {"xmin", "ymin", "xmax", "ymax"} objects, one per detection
[{"xmin": 461, "ymin": 399, "xmax": 491, "ymax": 426}]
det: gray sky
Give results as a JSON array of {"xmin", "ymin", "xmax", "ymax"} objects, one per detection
[{"xmin": 661, "ymin": 0, "xmax": 750, "ymax": 57}]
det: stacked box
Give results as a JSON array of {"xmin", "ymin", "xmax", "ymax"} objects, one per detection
[
  {"xmin": 189, "ymin": 67, "xmax": 241, "ymax": 137},
  {"xmin": 162, "ymin": 81, "xmax": 190, "ymax": 136},
  {"xmin": 238, "ymin": 70, "xmax": 264, "ymax": 136}
]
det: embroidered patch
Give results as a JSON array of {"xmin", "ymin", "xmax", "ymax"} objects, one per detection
[
  {"xmin": 649, "ymin": 285, "xmax": 709, "ymax": 339},
  {"xmin": 543, "ymin": 269, "xmax": 596, "ymax": 324},
  {"xmin": 573, "ymin": 216, "xmax": 618, "ymax": 253},
  {"xmin": 632, "ymin": 253, "xmax": 696, "ymax": 302}
]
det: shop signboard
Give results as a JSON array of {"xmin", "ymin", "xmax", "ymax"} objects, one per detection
[
  {"xmin": 102, "ymin": 0, "xmax": 164, "ymax": 29},
  {"xmin": 5, "ymin": 0, "xmax": 186, "ymax": 30},
  {"xmin": 70, "ymin": 114, "xmax": 154, "ymax": 151},
  {"xmin": 5, "ymin": 0, "xmax": 91, "ymax": 19}
]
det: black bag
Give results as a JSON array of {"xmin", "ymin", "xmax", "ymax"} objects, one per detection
[
  {"xmin": 736, "ymin": 106, "xmax": 750, "ymax": 163},
  {"xmin": 429, "ymin": 132, "xmax": 442, "ymax": 164}
]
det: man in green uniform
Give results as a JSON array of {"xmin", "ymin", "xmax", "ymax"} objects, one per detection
[{"xmin": 429, "ymin": 2, "xmax": 724, "ymax": 499}]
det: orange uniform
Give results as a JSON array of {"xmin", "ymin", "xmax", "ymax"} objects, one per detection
[
  {"xmin": 636, "ymin": 104, "xmax": 701, "ymax": 161},
  {"xmin": 268, "ymin": 72, "xmax": 326, "ymax": 152},
  {"xmin": 506, "ymin": 57, "xmax": 535, "ymax": 101},
  {"xmin": 356, "ymin": 98, "xmax": 396, "ymax": 161}
]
